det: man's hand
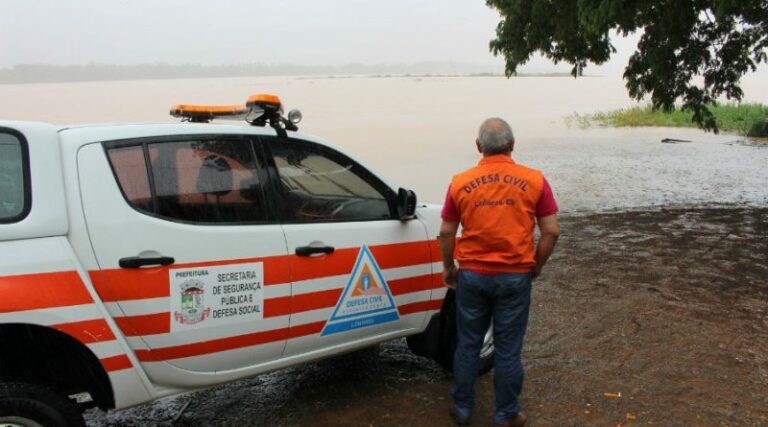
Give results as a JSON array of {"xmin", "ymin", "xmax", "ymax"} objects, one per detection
[
  {"xmin": 531, "ymin": 265, "xmax": 542, "ymax": 279},
  {"xmin": 533, "ymin": 214, "xmax": 560, "ymax": 280},
  {"xmin": 443, "ymin": 264, "xmax": 458, "ymax": 289},
  {"xmin": 439, "ymin": 220, "xmax": 460, "ymax": 289}
]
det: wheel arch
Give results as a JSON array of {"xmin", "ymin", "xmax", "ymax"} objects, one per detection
[
  {"xmin": 0, "ymin": 323, "xmax": 115, "ymax": 410},
  {"xmin": 405, "ymin": 289, "xmax": 456, "ymax": 358}
]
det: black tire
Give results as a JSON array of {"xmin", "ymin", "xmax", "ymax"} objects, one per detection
[
  {"xmin": 0, "ymin": 382, "xmax": 85, "ymax": 427},
  {"xmin": 436, "ymin": 290, "xmax": 495, "ymax": 375}
]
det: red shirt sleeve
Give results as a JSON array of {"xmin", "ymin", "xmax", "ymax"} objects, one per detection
[
  {"xmin": 536, "ymin": 177, "xmax": 559, "ymax": 217},
  {"xmin": 441, "ymin": 185, "xmax": 460, "ymax": 222}
]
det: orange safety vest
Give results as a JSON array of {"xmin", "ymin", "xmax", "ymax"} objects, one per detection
[{"xmin": 449, "ymin": 155, "xmax": 545, "ymax": 273}]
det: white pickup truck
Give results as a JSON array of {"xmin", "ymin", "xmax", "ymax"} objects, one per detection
[{"xmin": 0, "ymin": 95, "xmax": 493, "ymax": 426}]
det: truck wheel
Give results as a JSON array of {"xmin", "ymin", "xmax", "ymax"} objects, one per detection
[
  {"xmin": 436, "ymin": 290, "xmax": 495, "ymax": 375},
  {"xmin": 0, "ymin": 382, "xmax": 85, "ymax": 427}
]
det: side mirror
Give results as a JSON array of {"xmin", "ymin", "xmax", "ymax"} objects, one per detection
[{"xmin": 397, "ymin": 188, "xmax": 417, "ymax": 220}]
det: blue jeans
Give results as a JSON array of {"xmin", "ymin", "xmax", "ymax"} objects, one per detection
[{"xmin": 451, "ymin": 269, "xmax": 532, "ymax": 424}]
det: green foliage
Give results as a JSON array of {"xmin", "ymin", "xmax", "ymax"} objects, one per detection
[
  {"xmin": 573, "ymin": 103, "xmax": 768, "ymax": 136},
  {"xmin": 487, "ymin": 0, "xmax": 768, "ymax": 132}
]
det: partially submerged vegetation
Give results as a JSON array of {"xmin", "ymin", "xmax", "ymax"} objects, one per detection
[{"xmin": 569, "ymin": 103, "xmax": 768, "ymax": 136}]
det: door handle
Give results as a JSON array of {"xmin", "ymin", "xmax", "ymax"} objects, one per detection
[
  {"xmin": 295, "ymin": 246, "xmax": 335, "ymax": 256},
  {"xmin": 119, "ymin": 256, "xmax": 175, "ymax": 269}
]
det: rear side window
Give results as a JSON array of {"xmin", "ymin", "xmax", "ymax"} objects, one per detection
[
  {"xmin": 107, "ymin": 145, "xmax": 152, "ymax": 212},
  {"xmin": 0, "ymin": 130, "xmax": 30, "ymax": 223},
  {"xmin": 106, "ymin": 138, "xmax": 268, "ymax": 224}
]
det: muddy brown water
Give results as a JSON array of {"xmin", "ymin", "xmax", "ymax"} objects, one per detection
[
  {"xmin": 2, "ymin": 75, "xmax": 768, "ymax": 211},
  {"xmin": 87, "ymin": 207, "xmax": 768, "ymax": 427}
]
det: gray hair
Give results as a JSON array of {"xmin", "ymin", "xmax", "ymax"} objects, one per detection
[{"xmin": 477, "ymin": 118, "xmax": 515, "ymax": 155}]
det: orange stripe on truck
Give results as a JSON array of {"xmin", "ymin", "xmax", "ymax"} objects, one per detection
[
  {"xmin": 133, "ymin": 321, "xmax": 328, "ymax": 362},
  {"xmin": 50, "ymin": 318, "xmax": 116, "ymax": 344},
  {"xmin": 287, "ymin": 320, "xmax": 325, "ymax": 339},
  {"xmin": 133, "ymin": 320, "xmax": 325, "ymax": 361},
  {"xmin": 134, "ymin": 327, "xmax": 290, "ymax": 362},
  {"xmin": 389, "ymin": 273, "xmax": 442, "ymax": 295},
  {"xmin": 100, "ymin": 354, "xmax": 133, "ymax": 372},
  {"xmin": 371, "ymin": 241, "xmax": 435, "ymax": 270},
  {"xmin": 398, "ymin": 299, "xmax": 443, "ymax": 316},
  {"xmin": 113, "ymin": 312, "xmax": 169, "ymax": 337},
  {"xmin": 262, "ymin": 295, "xmax": 291, "ymax": 318},
  {"xmin": 287, "ymin": 289, "xmax": 343, "ymax": 314},
  {"xmin": 0, "ymin": 271, "xmax": 93, "ymax": 313},
  {"xmin": 132, "ymin": 304, "xmax": 439, "ymax": 363}
]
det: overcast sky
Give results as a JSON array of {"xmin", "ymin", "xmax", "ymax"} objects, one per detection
[{"xmin": 0, "ymin": 0, "xmax": 641, "ymax": 74}]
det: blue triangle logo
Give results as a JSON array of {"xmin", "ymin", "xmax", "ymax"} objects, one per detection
[{"xmin": 321, "ymin": 245, "xmax": 400, "ymax": 336}]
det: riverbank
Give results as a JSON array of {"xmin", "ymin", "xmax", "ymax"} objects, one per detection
[{"xmin": 569, "ymin": 103, "xmax": 768, "ymax": 137}]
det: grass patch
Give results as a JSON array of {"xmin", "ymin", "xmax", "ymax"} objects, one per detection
[{"xmin": 570, "ymin": 103, "xmax": 768, "ymax": 136}]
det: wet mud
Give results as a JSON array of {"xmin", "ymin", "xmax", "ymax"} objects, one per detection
[{"xmin": 87, "ymin": 206, "xmax": 768, "ymax": 426}]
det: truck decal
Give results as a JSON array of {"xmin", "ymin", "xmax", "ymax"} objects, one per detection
[
  {"xmin": 321, "ymin": 245, "xmax": 400, "ymax": 336},
  {"xmin": 170, "ymin": 262, "xmax": 265, "ymax": 331}
]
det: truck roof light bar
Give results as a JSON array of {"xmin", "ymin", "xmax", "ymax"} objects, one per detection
[
  {"xmin": 169, "ymin": 104, "xmax": 249, "ymax": 123},
  {"xmin": 169, "ymin": 94, "xmax": 301, "ymax": 135}
]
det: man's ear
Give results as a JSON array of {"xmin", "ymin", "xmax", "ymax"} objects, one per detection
[{"xmin": 476, "ymin": 139, "xmax": 483, "ymax": 154}]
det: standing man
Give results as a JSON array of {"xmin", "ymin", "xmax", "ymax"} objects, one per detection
[{"xmin": 440, "ymin": 118, "xmax": 560, "ymax": 427}]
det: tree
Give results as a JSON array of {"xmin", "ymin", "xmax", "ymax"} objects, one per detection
[{"xmin": 486, "ymin": 0, "xmax": 768, "ymax": 132}]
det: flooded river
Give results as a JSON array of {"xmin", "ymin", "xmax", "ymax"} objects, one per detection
[{"xmin": 1, "ymin": 74, "xmax": 766, "ymax": 210}]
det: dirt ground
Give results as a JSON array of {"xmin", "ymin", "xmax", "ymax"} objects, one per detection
[{"xmin": 88, "ymin": 206, "xmax": 768, "ymax": 427}]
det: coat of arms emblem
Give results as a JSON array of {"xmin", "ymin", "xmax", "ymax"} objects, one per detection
[{"xmin": 173, "ymin": 279, "xmax": 211, "ymax": 325}]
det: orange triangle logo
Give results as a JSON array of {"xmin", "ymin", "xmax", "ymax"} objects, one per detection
[
  {"xmin": 321, "ymin": 245, "xmax": 400, "ymax": 336},
  {"xmin": 351, "ymin": 264, "xmax": 381, "ymax": 296}
]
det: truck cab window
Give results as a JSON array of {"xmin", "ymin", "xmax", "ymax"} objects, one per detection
[
  {"xmin": 106, "ymin": 138, "xmax": 267, "ymax": 224},
  {"xmin": 268, "ymin": 139, "xmax": 392, "ymax": 222}
]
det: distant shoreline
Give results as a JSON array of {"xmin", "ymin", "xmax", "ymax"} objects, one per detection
[
  {"xmin": 0, "ymin": 63, "xmax": 586, "ymax": 85},
  {"xmin": 293, "ymin": 72, "xmax": 585, "ymax": 81}
]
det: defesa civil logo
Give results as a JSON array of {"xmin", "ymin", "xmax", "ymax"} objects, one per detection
[{"xmin": 322, "ymin": 245, "xmax": 400, "ymax": 336}]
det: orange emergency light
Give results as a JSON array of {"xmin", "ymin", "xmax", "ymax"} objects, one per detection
[
  {"xmin": 169, "ymin": 104, "xmax": 249, "ymax": 123},
  {"xmin": 168, "ymin": 94, "xmax": 301, "ymax": 134},
  {"xmin": 244, "ymin": 93, "xmax": 300, "ymax": 133},
  {"xmin": 246, "ymin": 94, "xmax": 283, "ymax": 113}
]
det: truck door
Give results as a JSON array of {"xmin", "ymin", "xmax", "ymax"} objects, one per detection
[
  {"xmin": 78, "ymin": 135, "xmax": 290, "ymax": 379},
  {"xmin": 261, "ymin": 136, "xmax": 436, "ymax": 357}
]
